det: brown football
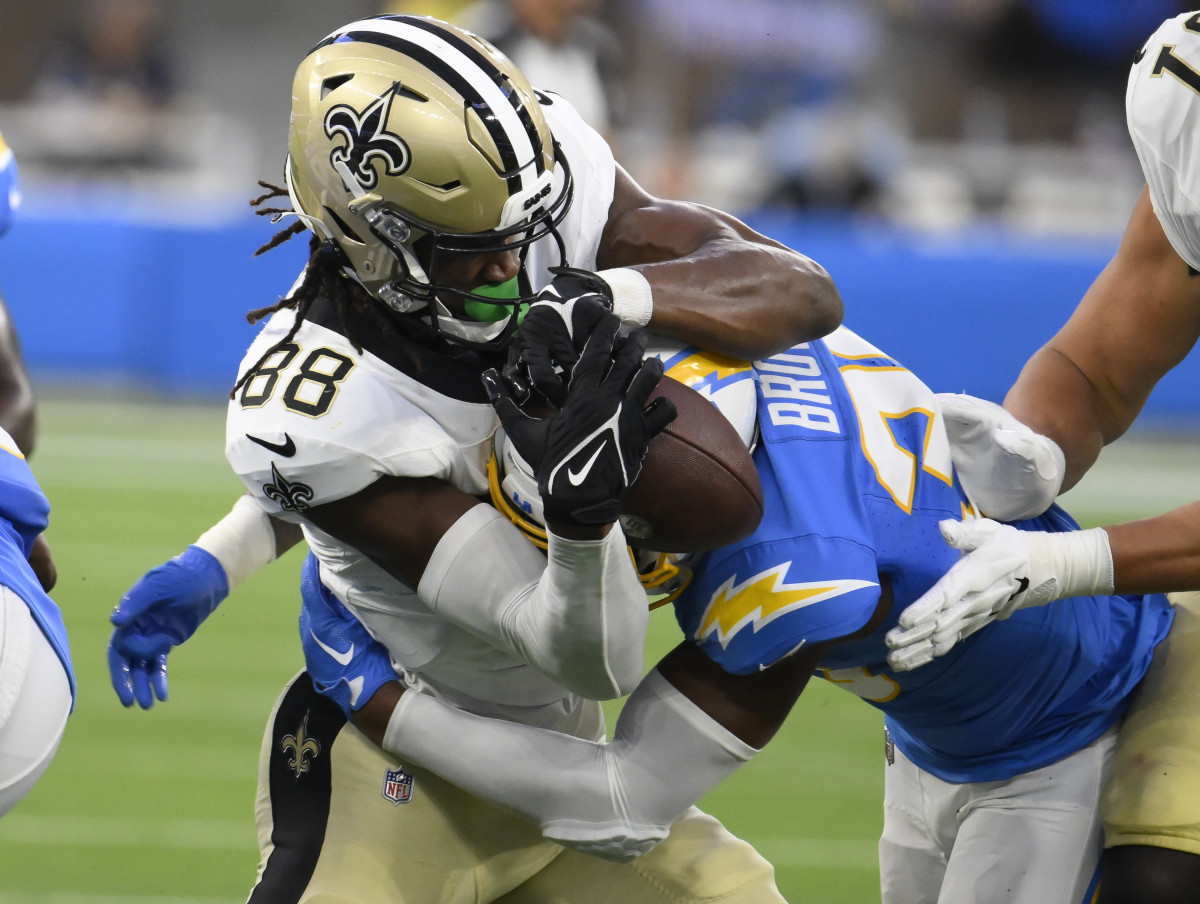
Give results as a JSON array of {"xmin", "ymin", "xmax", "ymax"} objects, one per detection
[{"xmin": 620, "ymin": 376, "xmax": 763, "ymax": 552}]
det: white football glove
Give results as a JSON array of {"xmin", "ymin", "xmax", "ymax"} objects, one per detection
[
  {"xmin": 884, "ymin": 518, "xmax": 1114, "ymax": 671},
  {"xmin": 938, "ymin": 393, "xmax": 1066, "ymax": 521}
]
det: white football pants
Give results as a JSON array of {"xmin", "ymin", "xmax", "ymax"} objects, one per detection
[
  {"xmin": 879, "ymin": 726, "xmax": 1117, "ymax": 904},
  {"xmin": 0, "ymin": 587, "xmax": 71, "ymax": 817}
]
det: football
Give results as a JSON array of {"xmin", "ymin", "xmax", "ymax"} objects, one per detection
[{"xmin": 621, "ymin": 374, "xmax": 763, "ymax": 552}]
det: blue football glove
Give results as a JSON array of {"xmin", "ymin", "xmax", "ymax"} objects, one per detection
[
  {"xmin": 299, "ymin": 553, "xmax": 399, "ymax": 719},
  {"xmin": 108, "ymin": 545, "xmax": 229, "ymax": 709}
]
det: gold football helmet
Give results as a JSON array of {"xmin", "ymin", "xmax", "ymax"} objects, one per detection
[{"xmin": 286, "ymin": 15, "xmax": 573, "ymax": 346}]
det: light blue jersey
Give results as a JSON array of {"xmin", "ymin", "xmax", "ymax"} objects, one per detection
[
  {"xmin": 0, "ymin": 429, "xmax": 74, "ymax": 703},
  {"xmin": 673, "ymin": 327, "xmax": 1170, "ymax": 784},
  {"xmin": 0, "ymin": 132, "xmax": 18, "ymax": 238}
]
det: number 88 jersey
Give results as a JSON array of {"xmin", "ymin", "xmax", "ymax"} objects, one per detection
[{"xmin": 1128, "ymin": 11, "xmax": 1200, "ymax": 271}]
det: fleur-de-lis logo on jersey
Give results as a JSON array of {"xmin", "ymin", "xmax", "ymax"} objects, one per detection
[
  {"xmin": 324, "ymin": 82, "xmax": 411, "ymax": 190},
  {"xmin": 263, "ymin": 462, "xmax": 314, "ymax": 513},
  {"xmin": 280, "ymin": 711, "xmax": 321, "ymax": 779}
]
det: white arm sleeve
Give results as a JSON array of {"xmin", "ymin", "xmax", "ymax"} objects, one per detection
[
  {"xmin": 383, "ymin": 668, "xmax": 758, "ymax": 862},
  {"xmin": 193, "ymin": 495, "xmax": 278, "ymax": 589},
  {"xmin": 417, "ymin": 503, "xmax": 649, "ymax": 700}
]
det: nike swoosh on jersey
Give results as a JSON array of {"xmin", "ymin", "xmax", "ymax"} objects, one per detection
[
  {"xmin": 247, "ymin": 433, "xmax": 297, "ymax": 457},
  {"xmin": 1008, "ymin": 576, "xmax": 1030, "ymax": 603},
  {"xmin": 568, "ymin": 439, "xmax": 608, "ymax": 486},
  {"xmin": 309, "ymin": 629, "xmax": 355, "ymax": 666},
  {"xmin": 1133, "ymin": 46, "xmax": 1146, "ymax": 63}
]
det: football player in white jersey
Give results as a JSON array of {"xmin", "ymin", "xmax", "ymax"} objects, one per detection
[
  {"xmin": 105, "ymin": 14, "xmax": 842, "ymax": 902},
  {"xmin": 884, "ymin": 11, "xmax": 1200, "ymax": 903}
]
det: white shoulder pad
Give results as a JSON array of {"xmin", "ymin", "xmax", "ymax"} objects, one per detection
[
  {"xmin": 822, "ymin": 324, "xmax": 887, "ymax": 359},
  {"xmin": 644, "ymin": 335, "xmax": 758, "ymax": 449},
  {"xmin": 523, "ymin": 93, "xmax": 616, "ymax": 290},
  {"xmin": 1127, "ymin": 12, "xmax": 1200, "ymax": 271}
]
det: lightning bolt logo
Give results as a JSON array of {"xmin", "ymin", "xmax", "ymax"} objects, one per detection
[
  {"xmin": 695, "ymin": 563, "xmax": 877, "ymax": 647},
  {"xmin": 659, "ymin": 347, "xmax": 753, "ymax": 396}
]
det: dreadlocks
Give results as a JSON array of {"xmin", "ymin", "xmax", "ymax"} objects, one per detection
[
  {"xmin": 230, "ymin": 184, "xmax": 373, "ymax": 400},
  {"xmin": 231, "ymin": 178, "xmax": 501, "ymax": 400}
]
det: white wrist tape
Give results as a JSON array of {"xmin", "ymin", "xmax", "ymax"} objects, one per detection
[
  {"xmin": 597, "ymin": 267, "xmax": 653, "ymax": 327},
  {"xmin": 1029, "ymin": 526, "xmax": 1115, "ymax": 604},
  {"xmin": 381, "ymin": 669, "xmax": 757, "ymax": 862},
  {"xmin": 418, "ymin": 504, "xmax": 648, "ymax": 699},
  {"xmin": 194, "ymin": 495, "xmax": 278, "ymax": 589}
]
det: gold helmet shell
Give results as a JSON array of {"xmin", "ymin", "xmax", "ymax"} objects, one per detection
[{"xmin": 286, "ymin": 15, "xmax": 571, "ymax": 331}]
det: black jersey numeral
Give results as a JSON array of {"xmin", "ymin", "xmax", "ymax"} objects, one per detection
[
  {"xmin": 282, "ymin": 349, "xmax": 355, "ymax": 416},
  {"xmin": 240, "ymin": 343, "xmax": 300, "ymax": 408},
  {"xmin": 1150, "ymin": 43, "xmax": 1200, "ymax": 96},
  {"xmin": 239, "ymin": 344, "xmax": 356, "ymax": 417}
]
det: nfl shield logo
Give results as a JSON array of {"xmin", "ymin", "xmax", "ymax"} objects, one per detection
[{"xmin": 382, "ymin": 766, "xmax": 414, "ymax": 805}]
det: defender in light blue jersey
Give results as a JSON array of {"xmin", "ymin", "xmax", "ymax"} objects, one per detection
[
  {"xmin": 677, "ymin": 328, "xmax": 1169, "ymax": 785},
  {"xmin": 670, "ymin": 328, "xmax": 1170, "ymax": 902},
  {"xmin": 0, "ymin": 138, "xmax": 72, "ymax": 818},
  {"xmin": 295, "ymin": 319, "xmax": 1172, "ymax": 904}
]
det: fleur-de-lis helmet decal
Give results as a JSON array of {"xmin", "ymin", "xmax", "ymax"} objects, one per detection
[
  {"xmin": 284, "ymin": 14, "xmax": 576, "ymax": 350},
  {"xmin": 324, "ymin": 82, "xmax": 411, "ymax": 191}
]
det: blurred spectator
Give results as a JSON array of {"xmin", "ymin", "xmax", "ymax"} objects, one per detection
[
  {"xmin": 451, "ymin": 0, "xmax": 622, "ymax": 139},
  {"xmin": 1025, "ymin": 0, "xmax": 1185, "ymax": 65},
  {"xmin": 382, "ymin": 0, "xmax": 476, "ymax": 20},
  {"xmin": 23, "ymin": 0, "xmax": 179, "ymax": 175},
  {"xmin": 32, "ymin": 0, "xmax": 176, "ymax": 110},
  {"xmin": 615, "ymin": 0, "xmax": 895, "ymax": 211}
]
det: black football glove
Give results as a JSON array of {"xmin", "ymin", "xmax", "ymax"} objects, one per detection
[
  {"xmin": 484, "ymin": 312, "xmax": 676, "ymax": 528},
  {"xmin": 506, "ymin": 267, "xmax": 616, "ymax": 407}
]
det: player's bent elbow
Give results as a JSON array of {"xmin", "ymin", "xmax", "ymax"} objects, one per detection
[
  {"xmin": 541, "ymin": 818, "xmax": 669, "ymax": 862},
  {"xmin": 570, "ymin": 646, "xmax": 646, "ymax": 701},
  {"xmin": 728, "ymin": 259, "xmax": 843, "ymax": 359},
  {"xmin": 611, "ymin": 668, "xmax": 643, "ymax": 700},
  {"xmin": 558, "ymin": 666, "xmax": 638, "ymax": 703},
  {"xmin": 791, "ymin": 261, "xmax": 842, "ymax": 341}
]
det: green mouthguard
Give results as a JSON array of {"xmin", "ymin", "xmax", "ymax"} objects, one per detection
[{"xmin": 464, "ymin": 277, "xmax": 528, "ymax": 323}]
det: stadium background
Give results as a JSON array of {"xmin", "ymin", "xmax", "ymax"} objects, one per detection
[{"xmin": 1, "ymin": 1, "xmax": 1199, "ymax": 901}]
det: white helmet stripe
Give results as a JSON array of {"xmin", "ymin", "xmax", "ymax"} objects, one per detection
[{"xmin": 319, "ymin": 17, "xmax": 540, "ymax": 194}]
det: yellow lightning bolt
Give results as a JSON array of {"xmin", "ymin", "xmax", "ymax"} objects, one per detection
[
  {"xmin": 696, "ymin": 563, "xmax": 877, "ymax": 647},
  {"xmin": 663, "ymin": 349, "xmax": 751, "ymax": 387}
]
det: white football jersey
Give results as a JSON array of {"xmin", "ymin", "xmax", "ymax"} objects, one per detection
[
  {"xmin": 1128, "ymin": 12, "xmax": 1200, "ymax": 271},
  {"xmin": 226, "ymin": 94, "xmax": 616, "ymax": 727}
]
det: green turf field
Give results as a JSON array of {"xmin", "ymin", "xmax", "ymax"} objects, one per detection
[{"xmin": 0, "ymin": 392, "xmax": 1196, "ymax": 903}]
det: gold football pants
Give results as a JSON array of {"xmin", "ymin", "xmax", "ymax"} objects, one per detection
[
  {"xmin": 247, "ymin": 672, "xmax": 786, "ymax": 904},
  {"xmin": 1103, "ymin": 591, "xmax": 1200, "ymax": 855}
]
